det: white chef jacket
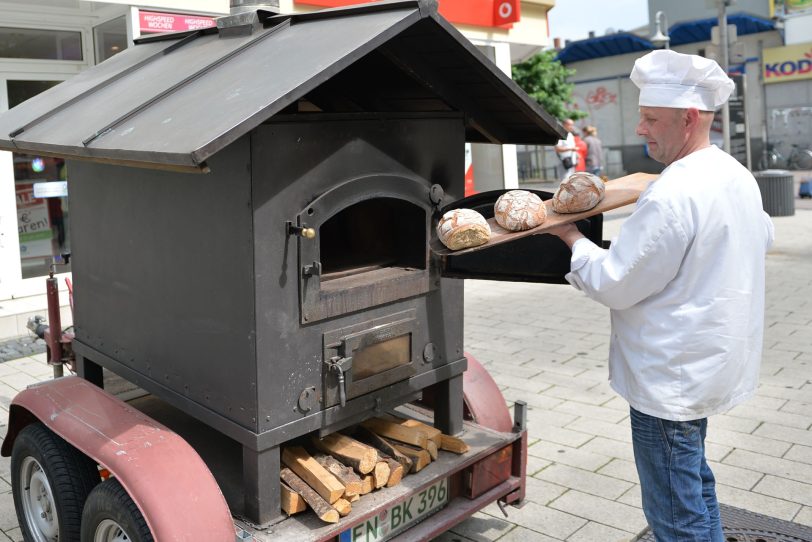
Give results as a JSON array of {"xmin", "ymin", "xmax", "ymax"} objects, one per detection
[{"xmin": 566, "ymin": 146, "xmax": 774, "ymax": 421}]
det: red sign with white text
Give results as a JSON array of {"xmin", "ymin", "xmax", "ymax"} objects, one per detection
[
  {"xmin": 139, "ymin": 10, "xmax": 217, "ymax": 34},
  {"xmin": 295, "ymin": 0, "xmax": 520, "ymax": 27}
]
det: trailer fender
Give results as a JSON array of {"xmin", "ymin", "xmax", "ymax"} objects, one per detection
[
  {"xmin": 1, "ymin": 376, "xmax": 234, "ymax": 541},
  {"xmin": 463, "ymin": 353, "xmax": 513, "ymax": 433}
]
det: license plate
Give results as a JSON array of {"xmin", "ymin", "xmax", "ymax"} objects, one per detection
[{"xmin": 339, "ymin": 478, "xmax": 449, "ymax": 542}]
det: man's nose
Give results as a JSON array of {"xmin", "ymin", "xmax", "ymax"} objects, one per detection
[{"xmin": 636, "ymin": 120, "xmax": 646, "ymax": 136}]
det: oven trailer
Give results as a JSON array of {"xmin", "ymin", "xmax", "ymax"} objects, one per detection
[{"xmin": 0, "ymin": 1, "xmax": 605, "ymax": 540}]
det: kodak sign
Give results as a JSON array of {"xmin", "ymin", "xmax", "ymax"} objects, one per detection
[
  {"xmin": 295, "ymin": 0, "xmax": 521, "ymax": 27},
  {"xmin": 762, "ymin": 42, "xmax": 812, "ymax": 84}
]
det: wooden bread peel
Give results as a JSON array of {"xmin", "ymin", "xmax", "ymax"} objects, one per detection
[{"xmin": 431, "ymin": 172, "xmax": 658, "ymax": 257}]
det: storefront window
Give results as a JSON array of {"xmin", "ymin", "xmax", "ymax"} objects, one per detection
[
  {"xmin": 94, "ymin": 16, "xmax": 127, "ymax": 63},
  {"xmin": 0, "ymin": 27, "xmax": 83, "ymax": 61},
  {"xmin": 7, "ymin": 80, "xmax": 71, "ymax": 279}
]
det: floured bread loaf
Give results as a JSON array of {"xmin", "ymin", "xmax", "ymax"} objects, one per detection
[
  {"xmin": 437, "ymin": 208, "xmax": 491, "ymax": 250},
  {"xmin": 553, "ymin": 172, "xmax": 605, "ymax": 214},
  {"xmin": 494, "ymin": 190, "xmax": 547, "ymax": 231}
]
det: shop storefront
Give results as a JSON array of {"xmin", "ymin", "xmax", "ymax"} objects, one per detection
[{"xmin": 0, "ymin": 0, "xmax": 553, "ymax": 334}]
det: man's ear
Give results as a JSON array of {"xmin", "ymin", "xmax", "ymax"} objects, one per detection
[{"xmin": 684, "ymin": 108, "xmax": 701, "ymax": 129}]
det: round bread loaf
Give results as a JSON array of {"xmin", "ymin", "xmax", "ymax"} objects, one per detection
[
  {"xmin": 553, "ymin": 172, "xmax": 605, "ymax": 214},
  {"xmin": 493, "ymin": 190, "xmax": 547, "ymax": 231},
  {"xmin": 437, "ymin": 208, "xmax": 491, "ymax": 250}
]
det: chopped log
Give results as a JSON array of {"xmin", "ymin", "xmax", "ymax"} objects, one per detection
[
  {"xmin": 389, "ymin": 440, "xmax": 431, "ymax": 473},
  {"xmin": 348, "ymin": 493, "xmax": 360, "ymax": 503},
  {"xmin": 372, "ymin": 461, "xmax": 390, "ymax": 489},
  {"xmin": 352, "ymin": 427, "xmax": 413, "ymax": 473},
  {"xmin": 280, "ymin": 468, "xmax": 339, "ymax": 524},
  {"xmin": 426, "ymin": 440, "xmax": 438, "ymax": 461},
  {"xmin": 280, "ymin": 482, "xmax": 307, "ymax": 515},
  {"xmin": 281, "ymin": 446, "xmax": 345, "ymax": 504},
  {"xmin": 383, "ymin": 457, "xmax": 404, "ymax": 487},
  {"xmin": 359, "ymin": 474, "xmax": 374, "ymax": 494},
  {"xmin": 333, "ymin": 498, "xmax": 352, "ymax": 517},
  {"xmin": 312, "ymin": 433, "xmax": 379, "ymax": 475},
  {"xmin": 313, "ymin": 454, "xmax": 363, "ymax": 497},
  {"xmin": 384, "ymin": 415, "xmax": 443, "ymax": 446},
  {"xmin": 440, "ymin": 434, "xmax": 470, "ymax": 454},
  {"xmin": 361, "ymin": 418, "xmax": 429, "ymax": 450}
]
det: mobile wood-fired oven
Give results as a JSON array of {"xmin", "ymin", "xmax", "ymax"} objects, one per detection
[{"xmin": 0, "ymin": 0, "xmax": 604, "ymax": 536}]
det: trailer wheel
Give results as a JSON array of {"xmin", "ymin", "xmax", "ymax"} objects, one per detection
[
  {"xmin": 11, "ymin": 423, "xmax": 101, "ymax": 542},
  {"xmin": 81, "ymin": 478, "xmax": 153, "ymax": 542}
]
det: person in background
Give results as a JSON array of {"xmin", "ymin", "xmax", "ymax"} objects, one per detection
[
  {"xmin": 583, "ymin": 125, "xmax": 603, "ymax": 176},
  {"xmin": 554, "ymin": 118, "xmax": 578, "ymax": 180},
  {"xmin": 546, "ymin": 50, "xmax": 774, "ymax": 542},
  {"xmin": 574, "ymin": 128, "xmax": 588, "ymax": 173}
]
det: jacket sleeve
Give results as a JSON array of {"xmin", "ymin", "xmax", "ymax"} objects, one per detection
[{"xmin": 564, "ymin": 197, "xmax": 690, "ymax": 310}]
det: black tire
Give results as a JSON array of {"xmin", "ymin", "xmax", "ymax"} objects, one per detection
[
  {"xmin": 11, "ymin": 423, "xmax": 101, "ymax": 542},
  {"xmin": 792, "ymin": 149, "xmax": 812, "ymax": 171},
  {"xmin": 81, "ymin": 479, "xmax": 153, "ymax": 542}
]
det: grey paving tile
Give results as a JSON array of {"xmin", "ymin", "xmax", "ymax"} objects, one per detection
[
  {"xmin": 578, "ymin": 437, "xmax": 635, "ymax": 462},
  {"xmin": 795, "ymin": 506, "xmax": 812, "ymax": 528},
  {"xmin": 566, "ymin": 418, "xmax": 631, "ymax": 443},
  {"xmin": 724, "ymin": 448, "xmax": 812, "ymax": 482},
  {"xmin": 716, "ymin": 483, "xmax": 801, "ymax": 521},
  {"xmin": 725, "ymin": 404, "xmax": 811, "ymax": 429},
  {"xmin": 531, "ymin": 426, "xmax": 594, "ymax": 448},
  {"xmin": 526, "ymin": 455, "xmax": 553, "ymax": 476},
  {"xmin": 490, "ymin": 525, "xmax": 559, "ymax": 542},
  {"xmin": 710, "ymin": 414, "xmax": 761, "ymax": 434},
  {"xmin": 707, "ymin": 461, "xmax": 764, "ymax": 491},
  {"xmin": 551, "ymin": 402, "xmax": 628, "ymax": 424},
  {"xmin": 548, "ymin": 490, "xmax": 647, "ymax": 533},
  {"xmin": 752, "ymin": 475, "xmax": 812, "ymax": 507},
  {"xmin": 527, "ymin": 441, "xmax": 612, "ymax": 472},
  {"xmin": 543, "ymin": 386, "xmax": 615, "ymax": 407},
  {"xmin": 753, "ymin": 422, "xmax": 812, "ymax": 447},
  {"xmin": 536, "ymin": 464, "xmax": 633, "ymax": 501},
  {"xmin": 616, "ymin": 484, "xmax": 642, "ymax": 508},
  {"xmin": 779, "ymin": 399, "xmax": 812, "ymax": 416},
  {"xmin": 706, "ymin": 426, "xmax": 792, "ymax": 457},
  {"xmin": 526, "ymin": 409, "xmax": 579, "ymax": 430},
  {"xmin": 596, "ymin": 459, "xmax": 639, "ymax": 484},
  {"xmin": 442, "ymin": 511, "xmax": 515, "ymax": 542},
  {"xmin": 566, "ymin": 521, "xmax": 637, "ymax": 542},
  {"xmin": 784, "ymin": 444, "xmax": 812, "ymax": 465},
  {"xmin": 485, "ymin": 500, "xmax": 586, "ymax": 540},
  {"xmin": 0, "ymin": 492, "xmax": 16, "ymax": 532},
  {"xmin": 524, "ymin": 476, "xmax": 569, "ymax": 506}
]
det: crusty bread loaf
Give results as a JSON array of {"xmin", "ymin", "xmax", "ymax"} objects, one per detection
[
  {"xmin": 552, "ymin": 172, "xmax": 605, "ymax": 214},
  {"xmin": 437, "ymin": 208, "xmax": 491, "ymax": 250},
  {"xmin": 493, "ymin": 190, "xmax": 547, "ymax": 231}
]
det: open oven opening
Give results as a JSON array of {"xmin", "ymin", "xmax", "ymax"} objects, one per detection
[{"xmin": 319, "ymin": 198, "xmax": 426, "ymax": 287}]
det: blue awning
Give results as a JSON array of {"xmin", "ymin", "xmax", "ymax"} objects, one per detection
[
  {"xmin": 669, "ymin": 13, "xmax": 774, "ymax": 46},
  {"xmin": 556, "ymin": 32, "xmax": 654, "ymax": 64}
]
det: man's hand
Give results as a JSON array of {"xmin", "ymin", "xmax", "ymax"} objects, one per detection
[{"xmin": 546, "ymin": 223, "xmax": 585, "ymax": 249}]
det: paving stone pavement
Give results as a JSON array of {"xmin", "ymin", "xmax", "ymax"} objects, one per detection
[{"xmin": 0, "ymin": 206, "xmax": 809, "ymax": 541}]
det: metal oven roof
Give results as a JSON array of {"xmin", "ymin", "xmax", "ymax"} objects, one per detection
[{"xmin": 0, "ymin": 0, "xmax": 564, "ymax": 172}]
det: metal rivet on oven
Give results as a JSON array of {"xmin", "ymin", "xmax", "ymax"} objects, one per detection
[
  {"xmin": 423, "ymin": 343, "xmax": 436, "ymax": 363},
  {"xmin": 307, "ymin": 208, "xmax": 315, "ymax": 216}
]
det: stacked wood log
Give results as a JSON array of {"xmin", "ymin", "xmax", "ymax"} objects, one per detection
[{"xmin": 279, "ymin": 414, "xmax": 468, "ymax": 523}]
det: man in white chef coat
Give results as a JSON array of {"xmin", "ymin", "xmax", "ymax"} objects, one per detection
[{"xmin": 548, "ymin": 50, "xmax": 774, "ymax": 541}]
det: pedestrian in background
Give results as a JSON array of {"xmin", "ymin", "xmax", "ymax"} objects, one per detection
[
  {"xmin": 574, "ymin": 128, "xmax": 588, "ymax": 173},
  {"xmin": 554, "ymin": 118, "xmax": 578, "ymax": 180},
  {"xmin": 583, "ymin": 125, "xmax": 603, "ymax": 176},
  {"xmin": 546, "ymin": 50, "xmax": 774, "ymax": 542}
]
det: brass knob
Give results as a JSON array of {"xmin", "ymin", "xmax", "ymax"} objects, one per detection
[{"xmin": 302, "ymin": 228, "xmax": 316, "ymax": 239}]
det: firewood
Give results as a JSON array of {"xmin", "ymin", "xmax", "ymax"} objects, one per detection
[
  {"xmin": 280, "ymin": 482, "xmax": 306, "ymax": 515},
  {"xmin": 383, "ymin": 457, "xmax": 404, "ymax": 487},
  {"xmin": 280, "ymin": 468, "xmax": 339, "ymax": 523},
  {"xmin": 333, "ymin": 498, "xmax": 352, "ymax": 517},
  {"xmin": 426, "ymin": 440, "xmax": 438, "ymax": 461},
  {"xmin": 312, "ymin": 433, "xmax": 378, "ymax": 474},
  {"xmin": 373, "ymin": 461, "xmax": 390, "ymax": 489},
  {"xmin": 440, "ymin": 434, "xmax": 470, "ymax": 454},
  {"xmin": 383, "ymin": 415, "xmax": 443, "ymax": 446},
  {"xmin": 281, "ymin": 446, "xmax": 345, "ymax": 504},
  {"xmin": 389, "ymin": 440, "xmax": 431, "ymax": 473},
  {"xmin": 348, "ymin": 493, "xmax": 360, "ymax": 503},
  {"xmin": 313, "ymin": 454, "xmax": 363, "ymax": 497},
  {"xmin": 361, "ymin": 418, "xmax": 429, "ymax": 450},
  {"xmin": 360, "ymin": 474, "xmax": 374, "ymax": 494},
  {"xmin": 352, "ymin": 427, "xmax": 414, "ymax": 473}
]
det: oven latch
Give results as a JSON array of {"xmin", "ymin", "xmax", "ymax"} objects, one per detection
[{"xmin": 325, "ymin": 355, "xmax": 353, "ymax": 407}]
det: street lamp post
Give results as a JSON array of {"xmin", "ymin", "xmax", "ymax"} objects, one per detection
[
  {"xmin": 717, "ymin": 0, "xmax": 732, "ymax": 154},
  {"xmin": 651, "ymin": 11, "xmax": 670, "ymax": 49}
]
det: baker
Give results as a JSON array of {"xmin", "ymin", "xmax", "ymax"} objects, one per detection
[{"xmin": 547, "ymin": 49, "xmax": 774, "ymax": 541}]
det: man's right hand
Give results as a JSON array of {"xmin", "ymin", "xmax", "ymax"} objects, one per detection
[{"xmin": 546, "ymin": 223, "xmax": 584, "ymax": 249}]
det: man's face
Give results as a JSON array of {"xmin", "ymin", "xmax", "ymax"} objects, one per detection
[
  {"xmin": 636, "ymin": 106, "xmax": 686, "ymax": 165},
  {"xmin": 563, "ymin": 119, "xmax": 575, "ymax": 133}
]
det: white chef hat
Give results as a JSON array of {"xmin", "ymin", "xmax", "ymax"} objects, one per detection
[{"xmin": 630, "ymin": 50, "xmax": 734, "ymax": 111}]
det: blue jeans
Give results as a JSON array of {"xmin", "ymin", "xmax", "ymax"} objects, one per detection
[{"xmin": 630, "ymin": 408, "xmax": 723, "ymax": 542}]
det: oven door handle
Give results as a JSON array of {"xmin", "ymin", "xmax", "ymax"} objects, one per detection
[{"xmin": 327, "ymin": 356, "xmax": 353, "ymax": 407}]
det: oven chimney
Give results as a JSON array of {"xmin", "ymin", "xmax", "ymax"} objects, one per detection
[
  {"xmin": 219, "ymin": 0, "xmax": 280, "ymax": 37},
  {"xmin": 229, "ymin": 0, "xmax": 280, "ymax": 15}
]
